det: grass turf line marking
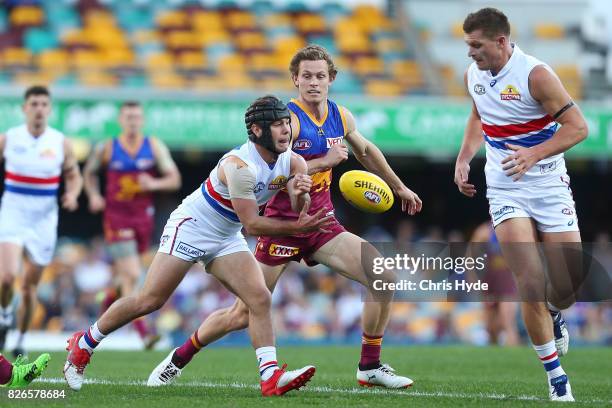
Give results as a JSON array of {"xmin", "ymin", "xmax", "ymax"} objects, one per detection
[{"xmin": 36, "ymin": 378, "xmax": 611, "ymax": 403}]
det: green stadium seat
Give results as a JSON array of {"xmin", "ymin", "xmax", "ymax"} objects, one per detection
[
  {"xmin": 331, "ymin": 71, "xmax": 362, "ymax": 93},
  {"xmin": 250, "ymin": 0, "xmax": 275, "ymax": 16},
  {"xmin": 285, "ymin": 1, "xmax": 309, "ymax": 13},
  {"xmin": 117, "ymin": 7, "xmax": 154, "ymax": 32},
  {"xmin": 53, "ymin": 74, "xmax": 78, "ymax": 86},
  {"xmin": 121, "ymin": 73, "xmax": 148, "ymax": 88},
  {"xmin": 0, "ymin": 9, "xmax": 7, "ymax": 32},
  {"xmin": 24, "ymin": 28, "xmax": 59, "ymax": 54}
]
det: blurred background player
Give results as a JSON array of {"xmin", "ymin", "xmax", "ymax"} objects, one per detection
[
  {"xmin": 0, "ymin": 352, "xmax": 50, "ymax": 388},
  {"xmin": 83, "ymin": 100, "xmax": 181, "ymax": 349},
  {"xmin": 470, "ymin": 221, "xmax": 519, "ymax": 346},
  {"xmin": 65, "ymin": 95, "xmax": 332, "ymax": 395},
  {"xmin": 455, "ymin": 8, "xmax": 588, "ymax": 401},
  {"xmin": 149, "ymin": 45, "xmax": 422, "ymax": 389},
  {"xmin": 0, "ymin": 85, "xmax": 82, "ymax": 357}
]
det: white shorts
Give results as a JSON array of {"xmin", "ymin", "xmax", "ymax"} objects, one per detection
[
  {"xmin": 0, "ymin": 203, "xmax": 58, "ymax": 266},
  {"xmin": 487, "ymin": 175, "xmax": 579, "ymax": 233},
  {"xmin": 157, "ymin": 190, "xmax": 250, "ymax": 265}
]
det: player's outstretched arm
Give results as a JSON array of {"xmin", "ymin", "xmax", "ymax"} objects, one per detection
[
  {"xmin": 83, "ymin": 141, "xmax": 108, "ymax": 213},
  {"xmin": 139, "ymin": 137, "xmax": 182, "ymax": 192},
  {"xmin": 502, "ymin": 66, "xmax": 588, "ymax": 181},
  {"xmin": 287, "ymin": 152, "xmax": 312, "ymax": 213},
  {"xmin": 220, "ymin": 158, "xmax": 333, "ymax": 236},
  {"xmin": 341, "ymin": 106, "xmax": 422, "ymax": 215},
  {"xmin": 61, "ymin": 138, "xmax": 83, "ymax": 212},
  {"xmin": 455, "ymin": 71, "xmax": 484, "ymax": 197}
]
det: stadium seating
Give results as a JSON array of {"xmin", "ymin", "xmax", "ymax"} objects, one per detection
[{"xmin": 0, "ymin": 0, "xmax": 422, "ymax": 96}]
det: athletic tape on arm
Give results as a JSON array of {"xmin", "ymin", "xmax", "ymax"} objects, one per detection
[{"xmin": 224, "ymin": 162, "xmax": 257, "ymax": 200}]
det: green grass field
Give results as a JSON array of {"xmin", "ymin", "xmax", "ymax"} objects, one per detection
[{"xmin": 2, "ymin": 346, "xmax": 610, "ymax": 407}]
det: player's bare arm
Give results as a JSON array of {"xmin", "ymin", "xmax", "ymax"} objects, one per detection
[
  {"xmin": 502, "ymin": 66, "xmax": 588, "ymax": 181},
  {"xmin": 61, "ymin": 138, "xmax": 83, "ymax": 212},
  {"xmin": 138, "ymin": 137, "xmax": 182, "ymax": 192},
  {"xmin": 455, "ymin": 71, "xmax": 484, "ymax": 197},
  {"xmin": 0, "ymin": 133, "xmax": 5, "ymax": 163},
  {"xmin": 341, "ymin": 107, "xmax": 422, "ymax": 215},
  {"xmin": 219, "ymin": 156, "xmax": 332, "ymax": 236},
  {"xmin": 83, "ymin": 141, "xmax": 109, "ymax": 213},
  {"xmin": 287, "ymin": 152, "xmax": 312, "ymax": 213}
]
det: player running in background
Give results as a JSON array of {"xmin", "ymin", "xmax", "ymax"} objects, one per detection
[
  {"xmin": 64, "ymin": 95, "xmax": 332, "ymax": 396},
  {"xmin": 83, "ymin": 101, "xmax": 181, "ymax": 349},
  {"xmin": 0, "ymin": 86, "xmax": 82, "ymax": 357},
  {"xmin": 455, "ymin": 8, "xmax": 587, "ymax": 401},
  {"xmin": 0, "ymin": 352, "xmax": 50, "ymax": 388},
  {"xmin": 470, "ymin": 221, "xmax": 519, "ymax": 346},
  {"xmin": 149, "ymin": 45, "xmax": 422, "ymax": 389}
]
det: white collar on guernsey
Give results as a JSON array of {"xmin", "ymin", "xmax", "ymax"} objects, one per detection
[
  {"xmin": 488, "ymin": 43, "xmax": 521, "ymax": 79},
  {"xmin": 248, "ymin": 140, "xmax": 277, "ymax": 170},
  {"xmin": 22, "ymin": 123, "xmax": 48, "ymax": 141}
]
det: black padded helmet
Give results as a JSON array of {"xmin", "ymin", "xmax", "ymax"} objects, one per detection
[{"xmin": 245, "ymin": 95, "xmax": 291, "ymax": 153}]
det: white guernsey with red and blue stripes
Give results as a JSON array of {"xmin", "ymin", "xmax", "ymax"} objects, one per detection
[
  {"xmin": 467, "ymin": 44, "xmax": 567, "ymax": 188},
  {"xmin": 201, "ymin": 141, "xmax": 291, "ymax": 224},
  {"xmin": 2, "ymin": 124, "xmax": 64, "ymax": 202}
]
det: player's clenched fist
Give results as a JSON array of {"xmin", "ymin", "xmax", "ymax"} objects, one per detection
[{"xmin": 324, "ymin": 144, "xmax": 348, "ymax": 168}]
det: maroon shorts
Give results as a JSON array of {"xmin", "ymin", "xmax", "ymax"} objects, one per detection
[
  {"xmin": 103, "ymin": 214, "xmax": 154, "ymax": 254},
  {"xmin": 254, "ymin": 220, "xmax": 346, "ymax": 266}
]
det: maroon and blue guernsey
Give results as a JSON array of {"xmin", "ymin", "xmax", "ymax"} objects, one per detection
[
  {"xmin": 264, "ymin": 98, "xmax": 346, "ymax": 220},
  {"xmin": 255, "ymin": 98, "xmax": 348, "ymax": 266},
  {"xmin": 103, "ymin": 137, "xmax": 157, "ymax": 253}
]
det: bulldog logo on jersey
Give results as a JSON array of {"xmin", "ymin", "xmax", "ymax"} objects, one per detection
[{"xmin": 500, "ymin": 85, "xmax": 521, "ymax": 101}]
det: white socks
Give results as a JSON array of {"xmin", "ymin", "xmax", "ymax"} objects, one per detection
[{"xmin": 256, "ymin": 346, "xmax": 279, "ymax": 381}]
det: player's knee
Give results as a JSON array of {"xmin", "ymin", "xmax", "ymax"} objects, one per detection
[
  {"xmin": 246, "ymin": 288, "xmax": 271, "ymax": 314},
  {"xmin": 138, "ymin": 293, "xmax": 166, "ymax": 315}
]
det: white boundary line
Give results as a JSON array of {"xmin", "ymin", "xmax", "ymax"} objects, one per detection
[{"xmin": 35, "ymin": 378, "xmax": 611, "ymax": 404}]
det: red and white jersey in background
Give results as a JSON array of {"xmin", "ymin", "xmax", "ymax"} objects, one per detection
[
  {"xmin": 467, "ymin": 44, "xmax": 567, "ymax": 188},
  {"xmin": 2, "ymin": 124, "xmax": 64, "ymax": 212}
]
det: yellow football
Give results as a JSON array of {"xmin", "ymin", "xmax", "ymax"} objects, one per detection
[{"xmin": 339, "ymin": 170, "xmax": 394, "ymax": 213}]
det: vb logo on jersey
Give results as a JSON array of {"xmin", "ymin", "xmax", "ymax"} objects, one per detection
[
  {"xmin": 473, "ymin": 84, "xmax": 486, "ymax": 95},
  {"xmin": 500, "ymin": 85, "xmax": 521, "ymax": 101},
  {"xmin": 326, "ymin": 137, "xmax": 343, "ymax": 148}
]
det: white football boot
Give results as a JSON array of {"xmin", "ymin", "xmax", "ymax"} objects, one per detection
[
  {"xmin": 147, "ymin": 348, "xmax": 182, "ymax": 386},
  {"xmin": 549, "ymin": 374, "xmax": 574, "ymax": 402},
  {"xmin": 357, "ymin": 363, "xmax": 413, "ymax": 388}
]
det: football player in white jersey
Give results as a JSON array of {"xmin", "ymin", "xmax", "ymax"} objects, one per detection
[
  {"xmin": 454, "ymin": 8, "xmax": 587, "ymax": 402},
  {"xmin": 63, "ymin": 95, "xmax": 333, "ymax": 396},
  {"xmin": 0, "ymin": 85, "xmax": 82, "ymax": 357}
]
